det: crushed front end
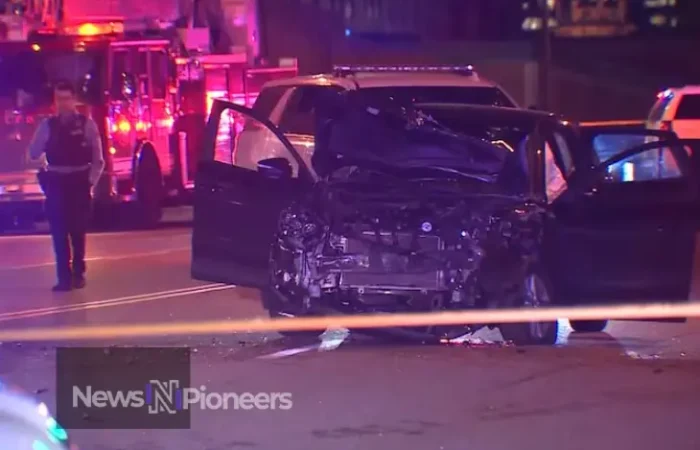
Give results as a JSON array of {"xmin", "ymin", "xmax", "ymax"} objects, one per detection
[
  {"xmin": 268, "ymin": 170, "xmax": 546, "ymax": 338},
  {"xmin": 265, "ymin": 89, "xmax": 554, "ymax": 340}
]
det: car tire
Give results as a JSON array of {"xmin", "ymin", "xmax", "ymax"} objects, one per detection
[
  {"xmin": 499, "ymin": 265, "xmax": 559, "ymax": 346},
  {"xmin": 262, "ymin": 287, "xmax": 323, "ymax": 339},
  {"xmin": 569, "ymin": 319, "xmax": 608, "ymax": 333},
  {"xmin": 133, "ymin": 145, "xmax": 164, "ymax": 229}
]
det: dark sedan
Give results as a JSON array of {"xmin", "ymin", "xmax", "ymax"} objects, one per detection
[{"xmin": 190, "ymin": 94, "xmax": 700, "ymax": 345}]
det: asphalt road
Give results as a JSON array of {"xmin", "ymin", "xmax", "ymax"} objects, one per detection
[{"xmin": 1, "ymin": 213, "xmax": 700, "ymax": 450}]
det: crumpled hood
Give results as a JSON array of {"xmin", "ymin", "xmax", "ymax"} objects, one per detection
[{"xmin": 311, "ymin": 90, "xmax": 509, "ymax": 179}]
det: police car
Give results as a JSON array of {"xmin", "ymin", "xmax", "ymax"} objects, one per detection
[
  {"xmin": 647, "ymin": 86, "xmax": 700, "ymax": 140},
  {"xmin": 232, "ymin": 65, "xmax": 520, "ymax": 176}
]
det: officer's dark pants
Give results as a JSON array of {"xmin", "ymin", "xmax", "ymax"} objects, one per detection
[{"xmin": 43, "ymin": 170, "xmax": 92, "ymax": 283}]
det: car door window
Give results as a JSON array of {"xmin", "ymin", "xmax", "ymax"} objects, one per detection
[
  {"xmin": 551, "ymin": 132, "xmax": 574, "ymax": 176},
  {"xmin": 278, "ymin": 85, "xmax": 345, "ymax": 135},
  {"xmin": 591, "ymin": 134, "xmax": 688, "ymax": 183},
  {"xmin": 675, "ymin": 94, "xmax": 700, "ymax": 120},
  {"xmin": 209, "ymin": 103, "xmax": 303, "ymax": 178},
  {"xmin": 544, "ymin": 142, "xmax": 567, "ymax": 203},
  {"xmin": 213, "ymin": 107, "xmax": 236, "ymax": 165},
  {"xmin": 603, "ymin": 146, "xmax": 685, "ymax": 183},
  {"xmin": 591, "ymin": 133, "xmax": 649, "ymax": 164},
  {"xmin": 516, "ymin": 132, "xmax": 569, "ymax": 203}
]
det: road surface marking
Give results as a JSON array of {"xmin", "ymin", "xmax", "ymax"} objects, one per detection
[
  {"xmin": 0, "ymin": 284, "xmax": 234, "ymax": 322},
  {"xmin": 0, "ymin": 230, "xmax": 191, "ymax": 241},
  {"xmin": 0, "ymin": 247, "xmax": 190, "ymax": 271},
  {"xmin": 0, "ymin": 301, "xmax": 698, "ymax": 341}
]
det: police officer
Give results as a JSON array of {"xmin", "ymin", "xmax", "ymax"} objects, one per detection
[{"xmin": 28, "ymin": 81, "xmax": 104, "ymax": 291}]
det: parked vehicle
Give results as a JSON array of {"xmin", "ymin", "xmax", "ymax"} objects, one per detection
[
  {"xmin": 0, "ymin": 0, "xmax": 298, "ymax": 230},
  {"xmin": 233, "ymin": 65, "xmax": 519, "ymax": 175},
  {"xmin": 647, "ymin": 86, "xmax": 700, "ymax": 139}
]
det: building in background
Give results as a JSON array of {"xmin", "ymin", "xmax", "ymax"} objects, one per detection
[
  {"xmin": 306, "ymin": 0, "xmax": 525, "ymax": 41},
  {"xmin": 522, "ymin": 0, "xmax": 635, "ymax": 37},
  {"xmin": 521, "ymin": 0, "xmax": 698, "ymax": 37},
  {"xmin": 325, "ymin": 0, "xmax": 698, "ymax": 41},
  {"xmin": 639, "ymin": 0, "xmax": 679, "ymax": 30}
]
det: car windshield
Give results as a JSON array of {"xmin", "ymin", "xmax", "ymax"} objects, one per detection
[
  {"xmin": 0, "ymin": 48, "xmax": 102, "ymax": 112},
  {"xmin": 313, "ymin": 91, "xmax": 534, "ymax": 191},
  {"xmin": 413, "ymin": 103, "xmax": 540, "ymax": 149}
]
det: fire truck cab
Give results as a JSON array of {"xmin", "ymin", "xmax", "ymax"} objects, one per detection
[{"xmin": 0, "ymin": 12, "xmax": 298, "ymax": 229}]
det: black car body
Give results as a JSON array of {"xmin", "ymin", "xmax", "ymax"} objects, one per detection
[{"xmin": 191, "ymin": 94, "xmax": 700, "ymax": 345}]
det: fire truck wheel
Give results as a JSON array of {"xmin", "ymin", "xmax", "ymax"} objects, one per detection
[{"xmin": 133, "ymin": 144, "xmax": 164, "ymax": 229}]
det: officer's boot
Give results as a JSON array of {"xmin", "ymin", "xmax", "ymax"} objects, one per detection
[
  {"xmin": 70, "ymin": 227, "xmax": 87, "ymax": 289},
  {"xmin": 50, "ymin": 221, "xmax": 73, "ymax": 292},
  {"xmin": 53, "ymin": 266, "xmax": 73, "ymax": 292},
  {"xmin": 71, "ymin": 246, "xmax": 86, "ymax": 289}
]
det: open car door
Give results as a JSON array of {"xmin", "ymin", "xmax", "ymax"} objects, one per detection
[
  {"xmin": 191, "ymin": 99, "xmax": 314, "ymax": 287},
  {"xmin": 546, "ymin": 127, "xmax": 700, "ymax": 311}
]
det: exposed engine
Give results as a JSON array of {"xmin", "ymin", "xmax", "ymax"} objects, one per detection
[{"xmin": 269, "ymin": 166, "xmax": 547, "ymax": 338}]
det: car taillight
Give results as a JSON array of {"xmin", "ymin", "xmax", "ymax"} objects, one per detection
[{"xmin": 660, "ymin": 120, "xmax": 673, "ymax": 132}]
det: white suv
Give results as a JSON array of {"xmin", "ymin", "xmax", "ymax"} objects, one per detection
[
  {"xmin": 233, "ymin": 65, "xmax": 520, "ymax": 177},
  {"xmin": 646, "ymin": 86, "xmax": 700, "ymax": 139}
]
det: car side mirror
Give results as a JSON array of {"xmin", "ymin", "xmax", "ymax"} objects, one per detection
[{"xmin": 257, "ymin": 157, "xmax": 292, "ymax": 179}]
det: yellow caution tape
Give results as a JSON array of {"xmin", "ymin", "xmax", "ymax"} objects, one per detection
[
  {"xmin": 579, "ymin": 120, "xmax": 646, "ymax": 127},
  {"xmin": 0, "ymin": 302, "xmax": 696, "ymax": 341}
]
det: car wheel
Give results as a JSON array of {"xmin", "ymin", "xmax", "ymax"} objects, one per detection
[
  {"xmin": 569, "ymin": 319, "xmax": 608, "ymax": 333},
  {"xmin": 261, "ymin": 287, "xmax": 323, "ymax": 339},
  {"xmin": 133, "ymin": 146, "xmax": 164, "ymax": 229},
  {"xmin": 499, "ymin": 266, "xmax": 558, "ymax": 346}
]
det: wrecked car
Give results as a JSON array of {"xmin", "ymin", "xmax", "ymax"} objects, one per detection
[{"xmin": 191, "ymin": 92, "xmax": 700, "ymax": 345}]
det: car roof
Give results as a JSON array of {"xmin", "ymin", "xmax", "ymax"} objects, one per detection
[{"xmin": 262, "ymin": 71, "xmax": 501, "ymax": 90}]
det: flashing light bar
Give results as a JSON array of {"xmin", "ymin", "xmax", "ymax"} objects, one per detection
[
  {"xmin": 333, "ymin": 65, "xmax": 475, "ymax": 75},
  {"xmin": 62, "ymin": 21, "xmax": 124, "ymax": 37}
]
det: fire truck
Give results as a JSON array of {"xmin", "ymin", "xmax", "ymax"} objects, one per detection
[{"xmin": 0, "ymin": 0, "xmax": 298, "ymax": 229}]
